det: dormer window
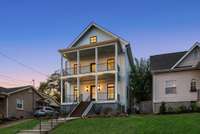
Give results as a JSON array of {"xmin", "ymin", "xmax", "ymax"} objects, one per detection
[{"xmin": 90, "ymin": 36, "xmax": 97, "ymax": 44}]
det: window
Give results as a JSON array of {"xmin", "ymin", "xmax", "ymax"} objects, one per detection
[
  {"xmin": 191, "ymin": 79, "xmax": 197, "ymax": 92},
  {"xmin": 107, "ymin": 58, "xmax": 115, "ymax": 70},
  {"xmin": 16, "ymin": 99, "xmax": 24, "ymax": 110},
  {"xmin": 107, "ymin": 83, "xmax": 115, "ymax": 100},
  {"xmin": 90, "ymin": 36, "xmax": 97, "ymax": 43},
  {"xmin": 165, "ymin": 80, "xmax": 176, "ymax": 94},
  {"xmin": 74, "ymin": 64, "xmax": 77, "ymax": 74},
  {"xmin": 73, "ymin": 86, "xmax": 79, "ymax": 102},
  {"xmin": 90, "ymin": 63, "xmax": 96, "ymax": 72}
]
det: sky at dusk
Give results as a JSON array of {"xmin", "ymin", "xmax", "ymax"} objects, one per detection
[{"xmin": 0, "ymin": 0, "xmax": 200, "ymax": 87}]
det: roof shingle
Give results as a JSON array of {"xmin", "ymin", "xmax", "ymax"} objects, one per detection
[
  {"xmin": 0, "ymin": 86, "xmax": 31, "ymax": 94},
  {"xmin": 150, "ymin": 51, "xmax": 187, "ymax": 72}
]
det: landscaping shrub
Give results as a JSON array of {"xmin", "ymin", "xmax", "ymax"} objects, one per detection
[
  {"xmin": 192, "ymin": 102, "xmax": 200, "ymax": 112},
  {"xmin": 167, "ymin": 106, "xmax": 174, "ymax": 114},
  {"xmin": 190, "ymin": 102, "xmax": 198, "ymax": 112},
  {"xmin": 101, "ymin": 107, "xmax": 113, "ymax": 115},
  {"xmin": 179, "ymin": 105, "xmax": 188, "ymax": 113},
  {"xmin": 159, "ymin": 102, "xmax": 166, "ymax": 114}
]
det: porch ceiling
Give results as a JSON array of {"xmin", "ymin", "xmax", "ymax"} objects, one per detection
[{"xmin": 62, "ymin": 41, "xmax": 121, "ymax": 61}]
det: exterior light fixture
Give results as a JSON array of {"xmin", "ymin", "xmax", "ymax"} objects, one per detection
[
  {"xmin": 86, "ymin": 86, "xmax": 89, "ymax": 92},
  {"xmin": 98, "ymin": 85, "xmax": 100, "ymax": 91}
]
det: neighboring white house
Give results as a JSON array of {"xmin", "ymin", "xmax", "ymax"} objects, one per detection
[
  {"xmin": 150, "ymin": 42, "xmax": 200, "ymax": 113},
  {"xmin": 59, "ymin": 22, "xmax": 133, "ymax": 116}
]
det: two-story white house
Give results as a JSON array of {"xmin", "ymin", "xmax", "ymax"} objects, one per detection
[
  {"xmin": 59, "ymin": 23, "xmax": 133, "ymax": 116},
  {"xmin": 150, "ymin": 42, "xmax": 200, "ymax": 113}
]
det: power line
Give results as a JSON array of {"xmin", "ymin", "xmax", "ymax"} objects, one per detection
[
  {"xmin": 0, "ymin": 73, "xmax": 32, "ymax": 84},
  {"xmin": 0, "ymin": 51, "xmax": 48, "ymax": 77}
]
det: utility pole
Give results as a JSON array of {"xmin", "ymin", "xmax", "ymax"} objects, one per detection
[{"xmin": 32, "ymin": 79, "xmax": 35, "ymax": 88}]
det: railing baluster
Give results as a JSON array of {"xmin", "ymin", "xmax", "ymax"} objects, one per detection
[{"xmin": 64, "ymin": 61, "xmax": 117, "ymax": 76}]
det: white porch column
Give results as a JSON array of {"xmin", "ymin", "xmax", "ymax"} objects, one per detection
[
  {"xmin": 95, "ymin": 47, "xmax": 98, "ymax": 101},
  {"xmin": 115, "ymin": 43, "xmax": 118, "ymax": 101},
  {"xmin": 77, "ymin": 77, "xmax": 80, "ymax": 102},
  {"xmin": 60, "ymin": 55, "xmax": 64, "ymax": 104},
  {"xmin": 77, "ymin": 50, "xmax": 81, "ymax": 102},
  {"xmin": 77, "ymin": 50, "xmax": 80, "ymax": 75}
]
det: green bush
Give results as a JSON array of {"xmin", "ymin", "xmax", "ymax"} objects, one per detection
[
  {"xmin": 190, "ymin": 102, "xmax": 198, "ymax": 112},
  {"xmin": 159, "ymin": 102, "xmax": 166, "ymax": 114},
  {"xmin": 167, "ymin": 106, "xmax": 174, "ymax": 114},
  {"xmin": 179, "ymin": 105, "xmax": 188, "ymax": 113}
]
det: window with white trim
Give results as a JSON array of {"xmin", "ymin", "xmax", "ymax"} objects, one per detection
[
  {"xmin": 165, "ymin": 80, "xmax": 176, "ymax": 94},
  {"xmin": 191, "ymin": 79, "xmax": 197, "ymax": 92},
  {"xmin": 16, "ymin": 99, "xmax": 24, "ymax": 110}
]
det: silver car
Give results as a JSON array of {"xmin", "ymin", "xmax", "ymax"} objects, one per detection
[{"xmin": 34, "ymin": 106, "xmax": 59, "ymax": 117}]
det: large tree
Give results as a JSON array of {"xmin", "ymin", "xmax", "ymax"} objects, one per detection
[
  {"xmin": 38, "ymin": 70, "xmax": 61, "ymax": 102},
  {"xmin": 129, "ymin": 58, "xmax": 152, "ymax": 103}
]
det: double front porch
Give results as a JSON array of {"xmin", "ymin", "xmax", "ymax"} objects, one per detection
[{"xmin": 62, "ymin": 73, "xmax": 118, "ymax": 104}]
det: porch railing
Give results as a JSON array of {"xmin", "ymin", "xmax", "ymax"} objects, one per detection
[
  {"xmin": 64, "ymin": 62, "xmax": 116, "ymax": 76},
  {"xmin": 64, "ymin": 94, "xmax": 83, "ymax": 103},
  {"xmin": 97, "ymin": 63, "xmax": 115, "ymax": 72},
  {"xmin": 97, "ymin": 92, "xmax": 115, "ymax": 101}
]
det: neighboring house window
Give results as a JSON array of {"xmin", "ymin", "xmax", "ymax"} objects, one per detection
[
  {"xmin": 16, "ymin": 99, "xmax": 24, "ymax": 110},
  {"xmin": 90, "ymin": 63, "xmax": 96, "ymax": 72},
  {"xmin": 191, "ymin": 79, "xmax": 197, "ymax": 92},
  {"xmin": 107, "ymin": 83, "xmax": 115, "ymax": 100},
  {"xmin": 165, "ymin": 80, "xmax": 176, "ymax": 94},
  {"xmin": 90, "ymin": 36, "xmax": 97, "ymax": 43},
  {"xmin": 107, "ymin": 58, "xmax": 115, "ymax": 70}
]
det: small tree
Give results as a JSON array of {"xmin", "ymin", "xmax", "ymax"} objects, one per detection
[
  {"xmin": 38, "ymin": 70, "xmax": 61, "ymax": 102},
  {"xmin": 129, "ymin": 58, "xmax": 152, "ymax": 103}
]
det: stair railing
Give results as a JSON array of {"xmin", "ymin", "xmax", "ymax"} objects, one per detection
[{"xmin": 82, "ymin": 101, "xmax": 94, "ymax": 117}]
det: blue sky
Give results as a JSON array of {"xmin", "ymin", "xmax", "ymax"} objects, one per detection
[{"xmin": 0, "ymin": 0, "xmax": 200, "ymax": 87}]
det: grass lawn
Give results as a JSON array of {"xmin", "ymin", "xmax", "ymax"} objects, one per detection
[
  {"xmin": 0, "ymin": 119, "xmax": 39, "ymax": 134},
  {"xmin": 51, "ymin": 113, "xmax": 200, "ymax": 134}
]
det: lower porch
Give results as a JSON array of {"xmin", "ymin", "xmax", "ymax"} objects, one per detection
[{"xmin": 62, "ymin": 74, "xmax": 118, "ymax": 104}]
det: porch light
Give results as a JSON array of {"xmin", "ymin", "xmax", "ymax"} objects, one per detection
[
  {"xmin": 98, "ymin": 85, "xmax": 100, "ymax": 91},
  {"xmin": 86, "ymin": 86, "xmax": 89, "ymax": 92}
]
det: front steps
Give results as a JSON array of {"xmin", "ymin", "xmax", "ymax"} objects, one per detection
[{"xmin": 70, "ymin": 101, "xmax": 92, "ymax": 117}]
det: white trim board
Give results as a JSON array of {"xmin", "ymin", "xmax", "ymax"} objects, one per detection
[
  {"xmin": 171, "ymin": 42, "xmax": 200, "ymax": 70},
  {"xmin": 68, "ymin": 22, "xmax": 129, "ymax": 48}
]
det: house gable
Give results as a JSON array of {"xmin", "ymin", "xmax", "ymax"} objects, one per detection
[
  {"xmin": 69, "ymin": 22, "xmax": 129, "ymax": 48},
  {"xmin": 74, "ymin": 26, "xmax": 115, "ymax": 47},
  {"xmin": 171, "ymin": 42, "xmax": 200, "ymax": 69},
  {"xmin": 177, "ymin": 46, "xmax": 200, "ymax": 67}
]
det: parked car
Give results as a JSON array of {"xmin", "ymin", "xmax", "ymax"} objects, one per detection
[{"xmin": 34, "ymin": 106, "xmax": 59, "ymax": 117}]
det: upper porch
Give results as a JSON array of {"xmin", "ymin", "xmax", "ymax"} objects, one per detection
[{"xmin": 59, "ymin": 39, "xmax": 122, "ymax": 78}]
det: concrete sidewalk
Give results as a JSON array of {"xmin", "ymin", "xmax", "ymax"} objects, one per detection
[
  {"xmin": 0, "ymin": 119, "xmax": 32, "ymax": 129},
  {"xmin": 18, "ymin": 117, "xmax": 79, "ymax": 134}
]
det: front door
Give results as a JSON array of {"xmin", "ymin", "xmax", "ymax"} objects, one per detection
[{"xmin": 90, "ymin": 85, "xmax": 96, "ymax": 101}]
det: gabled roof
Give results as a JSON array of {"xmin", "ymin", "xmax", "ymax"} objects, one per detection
[
  {"xmin": 0, "ymin": 86, "xmax": 31, "ymax": 94},
  {"xmin": 150, "ymin": 42, "xmax": 200, "ymax": 73},
  {"xmin": 150, "ymin": 51, "xmax": 187, "ymax": 72},
  {"xmin": 0, "ymin": 86, "xmax": 43, "ymax": 97},
  {"xmin": 68, "ymin": 22, "xmax": 129, "ymax": 48},
  {"xmin": 171, "ymin": 42, "xmax": 200, "ymax": 69}
]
